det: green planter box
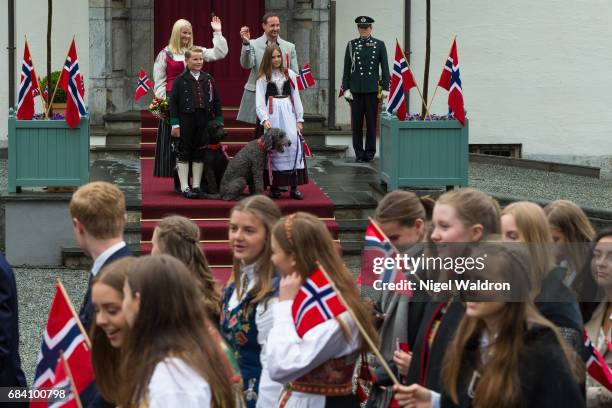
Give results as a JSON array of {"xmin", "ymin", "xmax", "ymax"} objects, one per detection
[
  {"xmin": 379, "ymin": 115, "xmax": 469, "ymax": 190},
  {"xmin": 8, "ymin": 109, "xmax": 90, "ymax": 193}
]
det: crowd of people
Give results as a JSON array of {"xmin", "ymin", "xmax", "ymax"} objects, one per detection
[{"xmin": 3, "ymin": 180, "xmax": 611, "ymax": 408}]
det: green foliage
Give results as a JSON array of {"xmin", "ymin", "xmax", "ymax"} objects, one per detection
[{"xmin": 40, "ymin": 71, "xmax": 66, "ymax": 103}]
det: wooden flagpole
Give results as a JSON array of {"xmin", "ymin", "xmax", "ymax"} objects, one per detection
[
  {"xmin": 426, "ymin": 35, "xmax": 457, "ymax": 114},
  {"xmin": 45, "ymin": 35, "xmax": 75, "ymax": 118},
  {"xmin": 396, "ymin": 38, "xmax": 432, "ymax": 119},
  {"xmin": 316, "ymin": 262, "xmax": 401, "ymax": 386},
  {"xmin": 24, "ymin": 36, "xmax": 48, "ymax": 118},
  {"xmin": 60, "ymin": 351, "xmax": 84, "ymax": 408},
  {"xmin": 57, "ymin": 279, "xmax": 91, "ymax": 348}
]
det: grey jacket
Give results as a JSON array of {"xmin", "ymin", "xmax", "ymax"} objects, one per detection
[{"xmin": 240, "ymin": 34, "xmax": 298, "ymax": 92}]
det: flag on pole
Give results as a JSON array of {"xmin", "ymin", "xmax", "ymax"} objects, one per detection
[
  {"xmin": 583, "ymin": 329, "xmax": 612, "ymax": 392},
  {"xmin": 48, "ymin": 353, "xmax": 81, "ymax": 408},
  {"xmin": 295, "ymin": 64, "xmax": 316, "ymax": 90},
  {"xmin": 17, "ymin": 40, "xmax": 39, "ymax": 120},
  {"xmin": 60, "ymin": 39, "xmax": 86, "ymax": 128},
  {"xmin": 134, "ymin": 69, "xmax": 152, "ymax": 102},
  {"xmin": 30, "ymin": 283, "xmax": 95, "ymax": 408},
  {"xmin": 357, "ymin": 218, "xmax": 412, "ymax": 296},
  {"xmin": 292, "ymin": 267, "xmax": 347, "ymax": 337},
  {"xmin": 43, "ymin": 85, "xmax": 49, "ymax": 104},
  {"xmin": 436, "ymin": 38, "xmax": 466, "ymax": 126},
  {"xmin": 386, "ymin": 40, "xmax": 415, "ymax": 121}
]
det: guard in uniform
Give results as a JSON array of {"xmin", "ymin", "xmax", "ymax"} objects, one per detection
[{"xmin": 342, "ymin": 16, "xmax": 390, "ymax": 162}]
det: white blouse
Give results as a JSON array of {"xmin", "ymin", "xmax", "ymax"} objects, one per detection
[
  {"xmin": 266, "ymin": 301, "xmax": 362, "ymax": 407},
  {"xmin": 153, "ymin": 31, "xmax": 228, "ymax": 98},
  {"xmin": 147, "ymin": 357, "xmax": 211, "ymax": 408},
  {"xmin": 227, "ymin": 262, "xmax": 283, "ymax": 408},
  {"xmin": 255, "ymin": 69, "xmax": 304, "ymax": 125}
]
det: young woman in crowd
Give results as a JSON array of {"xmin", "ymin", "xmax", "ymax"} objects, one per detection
[
  {"xmin": 151, "ymin": 215, "xmax": 220, "ymax": 322},
  {"xmin": 393, "ymin": 243, "xmax": 585, "ymax": 408},
  {"xmin": 90, "ymin": 257, "xmax": 135, "ymax": 407},
  {"xmin": 366, "ymin": 191, "xmax": 434, "ymax": 408},
  {"xmin": 585, "ymin": 229, "xmax": 612, "ymax": 407},
  {"xmin": 152, "ymin": 17, "xmax": 228, "ymax": 190},
  {"xmin": 544, "ymin": 199, "xmax": 596, "ymax": 292},
  {"xmin": 255, "ymin": 44, "xmax": 307, "ymax": 200},
  {"xmin": 404, "ymin": 188, "xmax": 501, "ymax": 394},
  {"xmin": 220, "ymin": 195, "xmax": 283, "ymax": 408},
  {"xmin": 118, "ymin": 255, "xmax": 235, "ymax": 407},
  {"xmin": 267, "ymin": 212, "xmax": 377, "ymax": 407},
  {"xmin": 501, "ymin": 201, "xmax": 583, "ymax": 352}
]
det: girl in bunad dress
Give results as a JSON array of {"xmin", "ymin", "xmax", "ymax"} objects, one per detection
[
  {"xmin": 220, "ymin": 195, "xmax": 284, "ymax": 408},
  {"xmin": 255, "ymin": 45, "xmax": 307, "ymax": 200},
  {"xmin": 118, "ymin": 255, "xmax": 235, "ymax": 408},
  {"xmin": 152, "ymin": 17, "xmax": 228, "ymax": 185},
  {"xmin": 267, "ymin": 212, "xmax": 378, "ymax": 407}
]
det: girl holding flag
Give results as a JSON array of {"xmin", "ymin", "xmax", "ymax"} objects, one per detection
[
  {"xmin": 220, "ymin": 195, "xmax": 283, "ymax": 408},
  {"xmin": 393, "ymin": 243, "xmax": 584, "ymax": 408},
  {"xmin": 255, "ymin": 44, "xmax": 307, "ymax": 200},
  {"xmin": 366, "ymin": 191, "xmax": 434, "ymax": 408},
  {"xmin": 267, "ymin": 212, "xmax": 377, "ymax": 407}
]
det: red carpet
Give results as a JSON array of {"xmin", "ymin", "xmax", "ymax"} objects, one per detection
[{"xmin": 140, "ymin": 110, "xmax": 337, "ymax": 283}]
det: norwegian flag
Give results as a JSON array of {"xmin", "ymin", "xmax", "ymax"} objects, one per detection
[
  {"xmin": 437, "ymin": 38, "xmax": 466, "ymax": 126},
  {"xmin": 43, "ymin": 85, "xmax": 49, "ymax": 103},
  {"xmin": 17, "ymin": 40, "xmax": 39, "ymax": 120},
  {"xmin": 134, "ymin": 68, "xmax": 152, "ymax": 102},
  {"xmin": 296, "ymin": 64, "xmax": 315, "ymax": 91},
  {"xmin": 357, "ymin": 218, "xmax": 411, "ymax": 296},
  {"xmin": 60, "ymin": 39, "xmax": 86, "ymax": 128},
  {"xmin": 30, "ymin": 283, "xmax": 95, "ymax": 408},
  {"xmin": 386, "ymin": 41, "xmax": 416, "ymax": 121},
  {"xmin": 48, "ymin": 354, "xmax": 80, "ymax": 408},
  {"xmin": 338, "ymin": 85, "xmax": 345, "ymax": 98},
  {"xmin": 292, "ymin": 267, "xmax": 347, "ymax": 338},
  {"xmin": 583, "ymin": 329, "xmax": 612, "ymax": 392}
]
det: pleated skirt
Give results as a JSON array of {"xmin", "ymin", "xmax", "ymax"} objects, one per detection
[{"xmin": 153, "ymin": 119, "xmax": 176, "ymax": 177}]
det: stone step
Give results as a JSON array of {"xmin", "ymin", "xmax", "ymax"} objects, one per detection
[
  {"xmin": 91, "ymin": 145, "xmax": 140, "ymax": 161},
  {"xmin": 309, "ymin": 144, "xmax": 348, "ymax": 158},
  {"xmin": 337, "ymin": 218, "xmax": 369, "ymax": 241}
]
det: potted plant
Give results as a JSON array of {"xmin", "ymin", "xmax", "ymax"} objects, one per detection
[
  {"xmin": 40, "ymin": 71, "xmax": 67, "ymax": 114},
  {"xmin": 378, "ymin": 1, "xmax": 468, "ymax": 191}
]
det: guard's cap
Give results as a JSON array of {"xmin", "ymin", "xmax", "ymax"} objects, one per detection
[{"xmin": 355, "ymin": 16, "xmax": 374, "ymax": 27}]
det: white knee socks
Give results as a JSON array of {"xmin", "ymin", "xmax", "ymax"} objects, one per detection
[
  {"xmin": 192, "ymin": 162, "xmax": 203, "ymax": 189},
  {"xmin": 177, "ymin": 161, "xmax": 190, "ymax": 192}
]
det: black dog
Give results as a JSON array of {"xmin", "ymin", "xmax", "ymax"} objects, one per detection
[
  {"xmin": 202, "ymin": 128, "xmax": 291, "ymax": 201},
  {"xmin": 201, "ymin": 121, "xmax": 228, "ymax": 195}
]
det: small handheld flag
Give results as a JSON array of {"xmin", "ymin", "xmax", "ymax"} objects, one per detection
[
  {"xmin": 134, "ymin": 69, "xmax": 152, "ymax": 102},
  {"xmin": 296, "ymin": 64, "xmax": 316, "ymax": 91},
  {"xmin": 292, "ymin": 267, "xmax": 347, "ymax": 338},
  {"xmin": 584, "ymin": 329, "xmax": 612, "ymax": 392}
]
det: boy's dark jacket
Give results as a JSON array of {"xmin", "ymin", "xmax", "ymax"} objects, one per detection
[{"xmin": 169, "ymin": 69, "xmax": 223, "ymax": 126}]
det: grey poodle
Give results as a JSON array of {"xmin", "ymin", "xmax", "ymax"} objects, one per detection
[{"xmin": 202, "ymin": 128, "xmax": 291, "ymax": 201}]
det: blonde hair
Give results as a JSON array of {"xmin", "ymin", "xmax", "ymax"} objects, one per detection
[
  {"xmin": 502, "ymin": 202, "xmax": 555, "ymax": 288},
  {"xmin": 168, "ymin": 19, "xmax": 193, "ymax": 55},
  {"xmin": 228, "ymin": 195, "xmax": 281, "ymax": 304},
  {"xmin": 272, "ymin": 212, "xmax": 377, "ymax": 350},
  {"xmin": 544, "ymin": 200, "xmax": 595, "ymax": 273},
  {"xmin": 436, "ymin": 188, "xmax": 501, "ymax": 237},
  {"xmin": 69, "ymin": 182, "xmax": 126, "ymax": 239}
]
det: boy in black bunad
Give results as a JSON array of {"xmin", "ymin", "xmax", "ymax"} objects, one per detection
[{"xmin": 169, "ymin": 47, "xmax": 223, "ymax": 198}]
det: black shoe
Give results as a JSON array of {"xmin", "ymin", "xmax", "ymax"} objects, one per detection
[
  {"xmin": 355, "ymin": 157, "xmax": 364, "ymax": 163},
  {"xmin": 192, "ymin": 187, "xmax": 202, "ymax": 198},
  {"xmin": 182, "ymin": 187, "xmax": 198, "ymax": 199},
  {"xmin": 290, "ymin": 190, "xmax": 303, "ymax": 200},
  {"xmin": 269, "ymin": 189, "xmax": 282, "ymax": 199}
]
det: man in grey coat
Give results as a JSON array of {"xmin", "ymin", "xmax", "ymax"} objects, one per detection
[{"xmin": 237, "ymin": 12, "xmax": 299, "ymax": 138}]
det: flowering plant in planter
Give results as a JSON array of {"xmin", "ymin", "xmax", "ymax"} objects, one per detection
[{"xmin": 149, "ymin": 97, "xmax": 169, "ymax": 120}]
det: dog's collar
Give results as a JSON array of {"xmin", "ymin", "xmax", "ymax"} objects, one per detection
[{"xmin": 257, "ymin": 137, "xmax": 266, "ymax": 152}]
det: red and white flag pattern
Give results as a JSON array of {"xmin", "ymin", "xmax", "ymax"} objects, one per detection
[
  {"xmin": 17, "ymin": 40, "xmax": 39, "ymax": 120},
  {"xmin": 134, "ymin": 69, "xmax": 152, "ymax": 102},
  {"xmin": 436, "ymin": 38, "xmax": 466, "ymax": 126},
  {"xmin": 59, "ymin": 39, "xmax": 86, "ymax": 128}
]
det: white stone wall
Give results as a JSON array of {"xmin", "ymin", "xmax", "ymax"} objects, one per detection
[
  {"xmin": 334, "ymin": 0, "xmax": 612, "ymax": 163},
  {"xmin": 334, "ymin": 0, "xmax": 404, "ymax": 127},
  {"xmin": 0, "ymin": 0, "xmax": 89, "ymax": 141}
]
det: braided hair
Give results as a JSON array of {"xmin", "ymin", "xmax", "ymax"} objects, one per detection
[{"xmin": 153, "ymin": 215, "xmax": 221, "ymax": 320}]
